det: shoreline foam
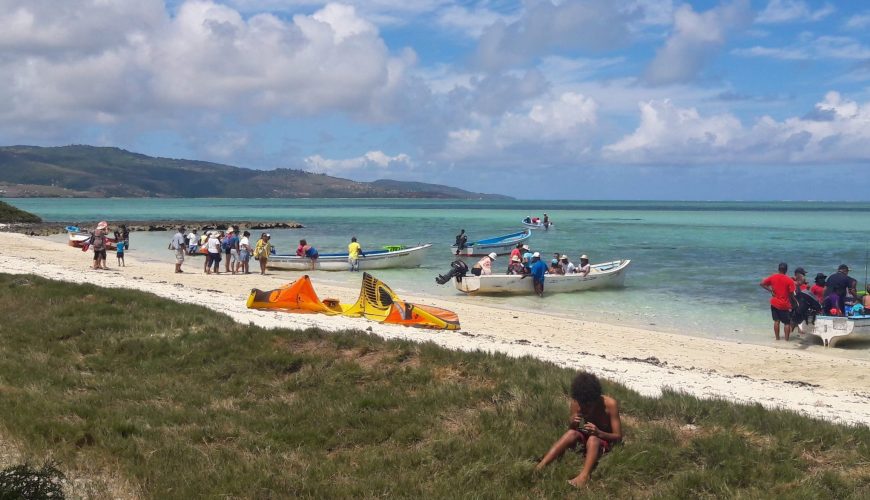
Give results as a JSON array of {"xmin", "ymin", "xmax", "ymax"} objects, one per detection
[{"xmin": 2, "ymin": 233, "xmax": 868, "ymax": 426}]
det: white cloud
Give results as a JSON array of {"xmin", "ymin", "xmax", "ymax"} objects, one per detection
[
  {"xmin": 441, "ymin": 92, "xmax": 598, "ymax": 163},
  {"xmin": 474, "ymin": 0, "xmax": 635, "ymax": 72},
  {"xmin": 222, "ymin": 0, "xmax": 449, "ymax": 26},
  {"xmin": 603, "ymin": 99, "xmax": 742, "ymax": 161},
  {"xmin": 644, "ymin": 0, "xmax": 753, "ymax": 85},
  {"xmin": 604, "ymin": 92, "xmax": 870, "ymax": 164},
  {"xmin": 756, "ymin": 0, "xmax": 835, "ymax": 24},
  {"xmin": 733, "ymin": 35, "xmax": 870, "ymax": 61},
  {"xmin": 845, "ymin": 12, "xmax": 870, "ymax": 30},
  {"xmin": 303, "ymin": 150, "xmax": 412, "ymax": 176},
  {"xmin": 436, "ymin": 5, "xmax": 517, "ymax": 39},
  {"xmin": 0, "ymin": 1, "xmax": 414, "ymax": 144}
]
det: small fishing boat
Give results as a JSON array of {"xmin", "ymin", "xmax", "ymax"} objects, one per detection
[
  {"xmin": 453, "ymin": 259, "xmax": 630, "ymax": 295},
  {"xmin": 452, "ymin": 229, "xmax": 532, "ymax": 257},
  {"xmin": 68, "ymin": 230, "xmax": 118, "ymax": 250},
  {"xmin": 807, "ymin": 315, "xmax": 870, "ymax": 347},
  {"xmin": 521, "ymin": 217, "xmax": 554, "ymax": 230},
  {"xmin": 268, "ymin": 243, "xmax": 431, "ymax": 271}
]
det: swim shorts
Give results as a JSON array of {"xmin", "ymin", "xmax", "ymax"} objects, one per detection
[
  {"xmin": 93, "ymin": 250, "xmax": 106, "ymax": 261},
  {"xmin": 770, "ymin": 305, "xmax": 791, "ymax": 323}
]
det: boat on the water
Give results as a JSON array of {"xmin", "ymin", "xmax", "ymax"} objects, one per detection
[
  {"xmin": 452, "ymin": 229, "xmax": 532, "ymax": 257},
  {"xmin": 452, "ymin": 259, "xmax": 630, "ymax": 295},
  {"xmin": 521, "ymin": 217, "xmax": 554, "ymax": 230},
  {"xmin": 68, "ymin": 231, "xmax": 118, "ymax": 250},
  {"xmin": 267, "ymin": 243, "xmax": 431, "ymax": 271},
  {"xmin": 807, "ymin": 315, "xmax": 870, "ymax": 347}
]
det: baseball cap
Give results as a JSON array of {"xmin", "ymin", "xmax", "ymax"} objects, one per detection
[
  {"xmin": 488, "ymin": 252, "xmax": 497, "ymax": 259},
  {"xmin": 794, "ymin": 267, "xmax": 806, "ymax": 276},
  {"xmin": 532, "ymin": 251, "xmax": 540, "ymax": 258}
]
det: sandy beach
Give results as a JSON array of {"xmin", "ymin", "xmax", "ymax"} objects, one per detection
[{"xmin": 2, "ymin": 233, "xmax": 868, "ymax": 426}]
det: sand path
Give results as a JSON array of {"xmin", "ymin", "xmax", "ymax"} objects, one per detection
[{"xmin": 2, "ymin": 233, "xmax": 868, "ymax": 426}]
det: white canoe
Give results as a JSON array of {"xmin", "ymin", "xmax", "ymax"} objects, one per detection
[
  {"xmin": 453, "ymin": 259, "xmax": 630, "ymax": 295},
  {"xmin": 807, "ymin": 315, "xmax": 870, "ymax": 347},
  {"xmin": 267, "ymin": 243, "xmax": 431, "ymax": 271},
  {"xmin": 521, "ymin": 220, "xmax": 554, "ymax": 230},
  {"xmin": 452, "ymin": 229, "xmax": 532, "ymax": 257}
]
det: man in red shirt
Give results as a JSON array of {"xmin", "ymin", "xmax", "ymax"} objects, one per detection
[{"xmin": 760, "ymin": 262, "xmax": 797, "ymax": 341}]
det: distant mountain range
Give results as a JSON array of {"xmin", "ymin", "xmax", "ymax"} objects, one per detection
[{"xmin": 0, "ymin": 145, "xmax": 511, "ymax": 200}]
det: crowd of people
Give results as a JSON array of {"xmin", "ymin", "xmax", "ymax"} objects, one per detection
[
  {"xmin": 760, "ymin": 262, "xmax": 869, "ymax": 341},
  {"xmin": 169, "ymin": 227, "xmax": 273, "ymax": 275}
]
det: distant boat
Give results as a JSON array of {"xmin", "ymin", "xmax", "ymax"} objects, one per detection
[
  {"xmin": 453, "ymin": 259, "xmax": 630, "ymax": 295},
  {"xmin": 521, "ymin": 217, "xmax": 554, "ymax": 230},
  {"xmin": 267, "ymin": 243, "xmax": 431, "ymax": 271},
  {"xmin": 452, "ymin": 229, "xmax": 532, "ymax": 257}
]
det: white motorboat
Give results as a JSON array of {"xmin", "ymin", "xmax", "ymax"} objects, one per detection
[
  {"xmin": 268, "ymin": 243, "xmax": 431, "ymax": 271},
  {"xmin": 453, "ymin": 259, "xmax": 630, "ymax": 295}
]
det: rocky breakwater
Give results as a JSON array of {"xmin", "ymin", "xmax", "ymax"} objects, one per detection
[
  {"xmin": 120, "ymin": 221, "xmax": 305, "ymax": 232},
  {"xmin": 0, "ymin": 220, "xmax": 304, "ymax": 236}
]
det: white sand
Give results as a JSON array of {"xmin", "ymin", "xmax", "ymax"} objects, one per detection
[{"xmin": 3, "ymin": 233, "xmax": 868, "ymax": 426}]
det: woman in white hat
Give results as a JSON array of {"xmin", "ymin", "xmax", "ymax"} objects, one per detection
[
  {"xmin": 577, "ymin": 255, "xmax": 591, "ymax": 277},
  {"xmin": 472, "ymin": 252, "xmax": 497, "ymax": 276},
  {"xmin": 507, "ymin": 254, "xmax": 525, "ymax": 275}
]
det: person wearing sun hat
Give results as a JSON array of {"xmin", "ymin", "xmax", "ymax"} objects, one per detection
[
  {"xmin": 472, "ymin": 252, "xmax": 497, "ymax": 276},
  {"xmin": 507, "ymin": 254, "xmax": 525, "ymax": 275},
  {"xmin": 90, "ymin": 221, "xmax": 110, "ymax": 270},
  {"xmin": 576, "ymin": 255, "xmax": 591, "ymax": 277}
]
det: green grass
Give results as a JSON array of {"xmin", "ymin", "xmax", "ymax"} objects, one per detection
[
  {"xmin": 0, "ymin": 274, "xmax": 867, "ymax": 498},
  {"xmin": 0, "ymin": 201, "xmax": 41, "ymax": 223}
]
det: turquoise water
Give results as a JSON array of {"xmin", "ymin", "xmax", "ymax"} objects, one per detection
[{"xmin": 10, "ymin": 198, "xmax": 870, "ymax": 353}]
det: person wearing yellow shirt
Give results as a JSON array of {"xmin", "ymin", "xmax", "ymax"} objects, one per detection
[{"xmin": 348, "ymin": 236, "xmax": 366, "ymax": 271}]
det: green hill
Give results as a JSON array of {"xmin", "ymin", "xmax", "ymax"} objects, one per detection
[
  {"xmin": 0, "ymin": 200, "xmax": 41, "ymax": 223},
  {"xmin": 0, "ymin": 145, "xmax": 511, "ymax": 199}
]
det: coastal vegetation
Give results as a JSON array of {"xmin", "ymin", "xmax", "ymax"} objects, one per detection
[
  {"xmin": 0, "ymin": 145, "xmax": 510, "ymax": 200},
  {"xmin": 0, "ymin": 200, "xmax": 41, "ymax": 223},
  {"xmin": 0, "ymin": 274, "xmax": 867, "ymax": 498}
]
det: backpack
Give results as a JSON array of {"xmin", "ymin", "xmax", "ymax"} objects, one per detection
[{"xmin": 221, "ymin": 237, "xmax": 232, "ymax": 251}]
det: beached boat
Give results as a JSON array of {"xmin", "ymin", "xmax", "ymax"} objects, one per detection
[
  {"xmin": 453, "ymin": 259, "xmax": 630, "ymax": 295},
  {"xmin": 267, "ymin": 243, "xmax": 431, "ymax": 271},
  {"xmin": 452, "ymin": 229, "xmax": 532, "ymax": 257},
  {"xmin": 521, "ymin": 218, "xmax": 554, "ymax": 230},
  {"xmin": 807, "ymin": 315, "xmax": 870, "ymax": 347},
  {"xmin": 68, "ymin": 231, "xmax": 118, "ymax": 250}
]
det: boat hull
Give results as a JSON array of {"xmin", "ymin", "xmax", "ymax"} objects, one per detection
[
  {"xmin": 807, "ymin": 315, "xmax": 870, "ymax": 347},
  {"xmin": 267, "ymin": 244, "xmax": 431, "ymax": 271},
  {"xmin": 452, "ymin": 229, "xmax": 532, "ymax": 257},
  {"xmin": 453, "ymin": 259, "xmax": 630, "ymax": 295},
  {"xmin": 68, "ymin": 231, "xmax": 118, "ymax": 250},
  {"xmin": 521, "ymin": 221, "xmax": 554, "ymax": 230}
]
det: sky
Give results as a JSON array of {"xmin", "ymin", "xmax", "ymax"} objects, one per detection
[{"xmin": 1, "ymin": 0, "xmax": 870, "ymax": 200}]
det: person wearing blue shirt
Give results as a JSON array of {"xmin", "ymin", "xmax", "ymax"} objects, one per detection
[
  {"xmin": 526, "ymin": 252, "xmax": 548, "ymax": 297},
  {"xmin": 116, "ymin": 240, "xmax": 125, "ymax": 267}
]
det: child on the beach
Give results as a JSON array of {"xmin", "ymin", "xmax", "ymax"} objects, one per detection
[
  {"xmin": 116, "ymin": 239, "xmax": 125, "ymax": 267},
  {"xmin": 536, "ymin": 371, "xmax": 622, "ymax": 488}
]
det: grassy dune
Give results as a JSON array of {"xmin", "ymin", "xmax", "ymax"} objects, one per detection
[
  {"xmin": 0, "ymin": 274, "xmax": 867, "ymax": 498},
  {"xmin": 0, "ymin": 200, "xmax": 41, "ymax": 223}
]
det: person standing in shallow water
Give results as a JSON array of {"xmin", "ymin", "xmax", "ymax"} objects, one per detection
[
  {"xmin": 536, "ymin": 371, "xmax": 623, "ymax": 488},
  {"xmin": 760, "ymin": 262, "xmax": 796, "ymax": 341}
]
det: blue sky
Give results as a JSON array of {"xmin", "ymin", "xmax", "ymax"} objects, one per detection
[{"xmin": 2, "ymin": 0, "xmax": 870, "ymax": 199}]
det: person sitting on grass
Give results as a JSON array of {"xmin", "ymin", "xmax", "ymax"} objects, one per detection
[{"xmin": 536, "ymin": 371, "xmax": 623, "ymax": 488}]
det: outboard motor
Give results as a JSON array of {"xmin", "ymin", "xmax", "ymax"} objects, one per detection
[{"xmin": 436, "ymin": 260, "xmax": 469, "ymax": 285}]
